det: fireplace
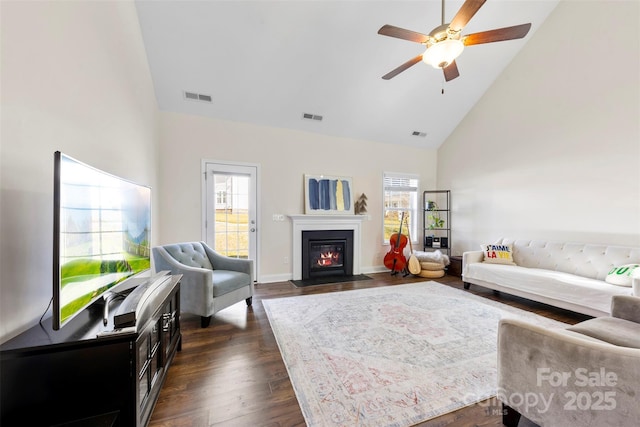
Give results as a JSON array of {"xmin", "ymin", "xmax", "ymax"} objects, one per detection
[
  {"xmin": 289, "ymin": 214, "xmax": 365, "ymax": 281},
  {"xmin": 302, "ymin": 230, "xmax": 353, "ymax": 280}
]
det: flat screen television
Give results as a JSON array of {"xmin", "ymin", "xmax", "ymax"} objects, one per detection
[{"xmin": 53, "ymin": 151, "xmax": 151, "ymax": 330}]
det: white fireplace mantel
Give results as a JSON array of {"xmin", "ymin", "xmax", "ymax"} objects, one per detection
[{"xmin": 289, "ymin": 214, "xmax": 366, "ymax": 280}]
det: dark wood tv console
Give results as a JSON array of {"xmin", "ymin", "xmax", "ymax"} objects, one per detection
[{"xmin": 0, "ymin": 274, "xmax": 181, "ymax": 427}]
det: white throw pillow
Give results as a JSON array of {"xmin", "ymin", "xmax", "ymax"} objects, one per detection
[
  {"xmin": 605, "ymin": 264, "xmax": 640, "ymax": 287},
  {"xmin": 481, "ymin": 243, "xmax": 516, "ymax": 265}
]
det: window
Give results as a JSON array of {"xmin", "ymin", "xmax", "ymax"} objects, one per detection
[
  {"xmin": 216, "ymin": 190, "xmax": 227, "ymax": 205},
  {"xmin": 383, "ymin": 172, "xmax": 419, "ymax": 244}
]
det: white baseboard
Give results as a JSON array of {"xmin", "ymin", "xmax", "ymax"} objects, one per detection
[
  {"xmin": 258, "ymin": 273, "xmax": 292, "ymax": 284},
  {"xmin": 362, "ymin": 265, "xmax": 389, "ymax": 274}
]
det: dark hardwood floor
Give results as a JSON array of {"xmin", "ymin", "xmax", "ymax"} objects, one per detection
[{"xmin": 148, "ymin": 273, "xmax": 590, "ymax": 427}]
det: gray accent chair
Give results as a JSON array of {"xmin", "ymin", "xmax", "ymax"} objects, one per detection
[
  {"xmin": 498, "ymin": 295, "xmax": 640, "ymax": 426},
  {"xmin": 152, "ymin": 241, "xmax": 254, "ymax": 328}
]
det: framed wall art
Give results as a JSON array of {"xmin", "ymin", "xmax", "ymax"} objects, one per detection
[{"xmin": 304, "ymin": 174, "xmax": 354, "ymax": 215}]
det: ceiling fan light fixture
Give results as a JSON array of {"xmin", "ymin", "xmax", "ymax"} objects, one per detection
[{"xmin": 422, "ymin": 39, "xmax": 464, "ymax": 69}]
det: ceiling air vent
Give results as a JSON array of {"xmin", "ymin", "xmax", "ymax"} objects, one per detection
[
  {"xmin": 184, "ymin": 91, "xmax": 212, "ymax": 103},
  {"xmin": 411, "ymin": 131, "xmax": 427, "ymax": 137},
  {"xmin": 302, "ymin": 112, "xmax": 323, "ymax": 121}
]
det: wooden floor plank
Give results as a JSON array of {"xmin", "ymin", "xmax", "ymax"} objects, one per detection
[{"xmin": 149, "ymin": 273, "xmax": 588, "ymax": 427}]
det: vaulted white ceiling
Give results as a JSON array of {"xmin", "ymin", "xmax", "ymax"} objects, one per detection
[{"xmin": 134, "ymin": 0, "xmax": 559, "ymax": 149}]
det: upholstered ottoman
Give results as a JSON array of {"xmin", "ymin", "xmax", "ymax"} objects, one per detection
[{"xmin": 414, "ymin": 250, "xmax": 450, "ymax": 279}]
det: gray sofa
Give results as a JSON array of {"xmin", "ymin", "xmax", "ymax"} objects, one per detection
[
  {"xmin": 498, "ymin": 294, "xmax": 640, "ymax": 426},
  {"xmin": 463, "ymin": 239, "xmax": 640, "ymax": 316}
]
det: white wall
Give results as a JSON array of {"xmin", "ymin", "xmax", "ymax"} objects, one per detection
[
  {"xmin": 438, "ymin": 0, "xmax": 640, "ymax": 253},
  {"xmin": 158, "ymin": 111, "xmax": 438, "ymax": 282},
  {"xmin": 0, "ymin": 1, "xmax": 158, "ymax": 342}
]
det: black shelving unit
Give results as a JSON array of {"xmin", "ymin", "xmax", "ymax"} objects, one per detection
[{"xmin": 423, "ymin": 190, "xmax": 451, "ymax": 255}]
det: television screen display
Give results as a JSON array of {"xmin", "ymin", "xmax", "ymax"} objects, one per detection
[{"xmin": 53, "ymin": 151, "xmax": 151, "ymax": 330}]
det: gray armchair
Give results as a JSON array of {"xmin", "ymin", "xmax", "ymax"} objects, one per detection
[
  {"xmin": 152, "ymin": 241, "xmax": 254, "ymax": 327},
  {"xmin": 498, "ymin": 295, "xmax": 640, "ymax": 426}
]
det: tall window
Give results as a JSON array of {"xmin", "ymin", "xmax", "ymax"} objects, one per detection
[{"xmin": 383, "ymin": 172, "xmax": 419, "ymax": 244}]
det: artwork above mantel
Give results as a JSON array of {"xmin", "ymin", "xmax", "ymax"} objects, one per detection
[{"xmin": 304, "ymin": 174, "xmax": 354, "ymax": 215}]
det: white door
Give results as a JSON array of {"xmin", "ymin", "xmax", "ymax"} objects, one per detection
[{"xmin": 203, "ymin": 161, "xmax": 258, "ymax": 281}]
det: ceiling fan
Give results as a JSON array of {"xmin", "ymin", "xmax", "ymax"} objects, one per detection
[{"xmin": 378, "ymin": 0, "xmax": 531, "ymax": 81}]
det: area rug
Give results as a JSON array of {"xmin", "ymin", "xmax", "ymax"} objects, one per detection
[
  {"xmin": 291, "ymin": 274, "xmax": 372, "ymax": 287},
  {"xmin": 263, "ymin": 281, "xmax": 566, "ymax": 427}
]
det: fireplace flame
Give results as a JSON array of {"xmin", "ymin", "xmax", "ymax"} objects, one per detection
[{"xmin": 317, "ymin": 251, "xmax": 340, "ymax": 266}]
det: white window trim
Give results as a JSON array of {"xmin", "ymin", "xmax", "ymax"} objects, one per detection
[{"xmin": 383, "ymin": 172, "xmax": 419, "ymax": 245}]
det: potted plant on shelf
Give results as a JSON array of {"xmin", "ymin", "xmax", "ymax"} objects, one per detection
[{"xmin": 426, "ymin": 201, "xmax": 445, "ymax": 229}]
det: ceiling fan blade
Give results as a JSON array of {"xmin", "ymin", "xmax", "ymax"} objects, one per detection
[
  {"xmin": 378, "ymin": 24, "xmax": 429, "ymax": 44},
  {"xmin": 382, "ymin": 55, "xmax": 423, "ymax": 80},
  {"xmin": 443, "ymin": 61, "xmax": 460, "ymax": 81},
  {"xmin": 463, "ymin": 23, "xmax": 532, "ymax": 46},
  {"xmin": 449, "ymin": 0, "xmax": 487, "ymax": 33}
]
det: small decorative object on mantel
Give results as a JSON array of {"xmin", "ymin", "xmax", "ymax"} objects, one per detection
[
  {"xmin": 354, "ymin": 193, "xmax": 368, "ymax": 214},
  {"xmin": 304, "ymin": 174, "xmax": 354, "ymax": 215}
]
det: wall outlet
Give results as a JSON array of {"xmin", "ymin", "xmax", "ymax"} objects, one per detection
[
  {"xmin": 283, "ymin": 256, "xmax": 289, "ymax": 264},
  {"xmin": 272, "ymin": 214, "xmax": 285, "ymax": 221}
]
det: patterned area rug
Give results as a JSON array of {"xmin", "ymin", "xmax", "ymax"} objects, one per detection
[{"xmin": 263, "ymin": 281, "xmax": 565, "ymax": 427}]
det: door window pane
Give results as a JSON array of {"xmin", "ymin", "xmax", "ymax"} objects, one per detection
[{"xmin": 213, "ymin": 173, "xmax": 249, "ymax": 258}]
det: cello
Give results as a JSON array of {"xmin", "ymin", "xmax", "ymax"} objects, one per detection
[{"xmin": 383, "ymin": 212, "xmax": 408, "ymax": 274}]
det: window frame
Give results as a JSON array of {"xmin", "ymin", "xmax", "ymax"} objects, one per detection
[{"xmin": 382, "ymin": 172, "xmax": 419, "ymax": 245}]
